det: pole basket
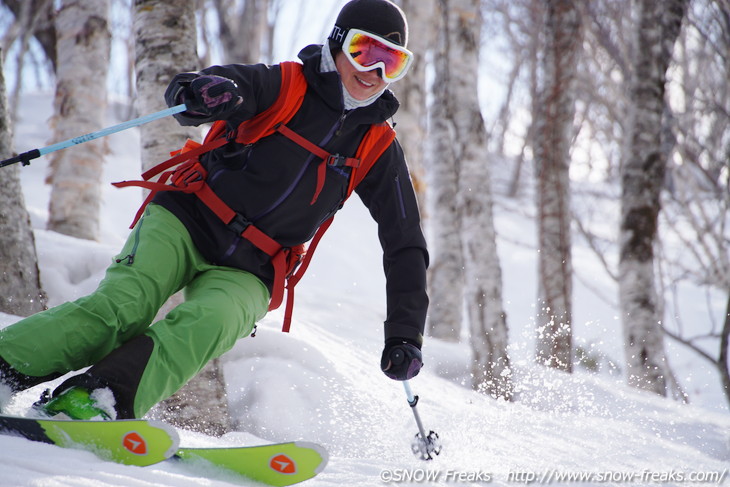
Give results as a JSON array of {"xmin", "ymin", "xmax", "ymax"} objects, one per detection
[{"xmin": 411, "ymin": 430, "xmax": 442, "ymax": 461}]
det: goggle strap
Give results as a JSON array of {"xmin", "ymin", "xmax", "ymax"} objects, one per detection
[{"xmin": 329, "ymin": 25, "xmax": 349, "ymax": 47}]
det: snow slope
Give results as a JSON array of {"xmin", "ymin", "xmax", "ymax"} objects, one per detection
[{"xmin": 0, "ymin": 94, "xmax": 728, "ymax": 486}]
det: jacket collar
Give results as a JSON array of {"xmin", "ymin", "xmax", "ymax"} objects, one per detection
[{"xmin": 297, "ymin": 44, "xmax": 400, "ymax": 123}]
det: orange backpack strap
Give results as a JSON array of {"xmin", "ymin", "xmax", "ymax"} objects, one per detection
[
  {"xmin": 233, "ymin": 61, "xmax": 307, "ymax": 144},
  {"xmin": 346, "ymin": 122, "xmax": 396, "ymax": 197},
  {"xmin": 200, "ymin": 61, "xmax": 307, "ymax": 147},
  {"xmin": 279, "ymin": 122, "xmax": 396, "ymax": 333},
  {"xmin": 112, "ymin": 62, "xmax": 307, "ymax": 229}
]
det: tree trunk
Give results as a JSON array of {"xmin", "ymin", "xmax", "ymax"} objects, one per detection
[
  {"xmin": 391, "ymin": 0, "xmax": 433, "ymax": 216},
  {"xmin": 212, "ymin": 0, "xmax": 270, "ymax": 65},
  {"xmin": 719, "ymin": 292, "xmax": 730, "ymax": 409},
  {"xmin": 434, "ymin": 0, "xmax": 511, "ymax": 398},
  {"xmin": 619, "ymin": 0, "xmax": 688, "ymax": 396},
  {"xmin": 534, "ymin": 0, "xmax": 582, "ymax": 372},
  {"xmin": 46, "ymin": 0, "xmax": 111, "ymax": 240},
  {"xmin": 133, "ymin": 0, "xmax": 199, "ymax": 170},
  {"xmin": 426, "ymin": 0, "xmax": 464, "ymax": 342},
  {"xmin": 151, "ymin": 356, "xmax": 232, "ymax": 437},
  {"xmin": 134, "ymin": 0, "xmax": 232, "ymax": 435},
  {"xmin": 0, "ymin": 0, "xmax": 57, "ymax": 72},
  {"xmin": 0, "ymin": 48, "xmax": 47, "ymax": 316}
]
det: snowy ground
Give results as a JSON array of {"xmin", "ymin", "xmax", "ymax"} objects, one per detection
[{"xmin": 0, "ymin": 94, "xmax": 728, "ymax": 486}]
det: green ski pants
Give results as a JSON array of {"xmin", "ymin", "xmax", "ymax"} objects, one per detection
[{"xmin": 0, "ymin": 204, "xmax": 269, "ymax": 417}]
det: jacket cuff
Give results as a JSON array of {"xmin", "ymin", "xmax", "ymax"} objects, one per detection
[{"xmin": 384, "ymin": 323, "xmax": 423, "ymax": 348}]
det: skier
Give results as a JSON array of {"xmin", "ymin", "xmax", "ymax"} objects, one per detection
[{"xmin": 0, "ymin": 0, "xmax": 428, "ymax": 421}]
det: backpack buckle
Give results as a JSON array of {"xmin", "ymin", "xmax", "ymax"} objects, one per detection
[
  {"xmin": 228, "ymin": 213, "xmax": 251, "ymax": 235},
  {"xmin": 327, "ymin": 154, "xmax": 347, "ymax": 167},
  {"xmin": 327, "ymin": 154, "xmax": 360, "ymax": 168}
]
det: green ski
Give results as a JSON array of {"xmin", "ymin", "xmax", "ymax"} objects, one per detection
[
  {"xmin": 174, "ymin": 441, "xmax": 329, "ymax": 486},
  {"xmin": 0, "ymin": 415, "xmax": 179, "ymax": 466},
  {"xmin": 0, "ymin": 415, "xmax": 328, "ymax": 484}
]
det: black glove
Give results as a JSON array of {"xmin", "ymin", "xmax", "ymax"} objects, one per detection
[
  {"xmin": 178, "ymin": 75, "xmax": 242, "ymax": 118},
  {"xmin": 380, "ymin": 339, "xmax": 423, "ymax": 381}
]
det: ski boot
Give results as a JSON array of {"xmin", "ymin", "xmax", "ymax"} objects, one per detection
[{"xmin": 35, "ymin": 386, "xmax": 116, "ymax": 421}]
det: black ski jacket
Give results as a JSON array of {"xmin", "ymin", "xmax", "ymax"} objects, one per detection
[{"xmin": 157, "ymin": 44, "xmax": 428, "ymax": 345}]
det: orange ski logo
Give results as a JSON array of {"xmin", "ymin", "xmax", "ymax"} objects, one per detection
[
  {"xmin": 269, "ymin": 453, "xmax": 297, "ymax": 474},
  {"xmin": 122, "ymin": 431, "xmax": 148, "ymax": 455}
]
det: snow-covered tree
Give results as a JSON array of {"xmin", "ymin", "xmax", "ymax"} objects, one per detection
[
  {"xmin": 619, "ymin": 0, "xmax": 689, "ymax": 396},
  {"xmin": 0, "ymin": 48, "xmax": 47, "ymax": 316},
  {"xmin": 46, "ymin": 0, "xmax": 111, "ymax": 240},
  {"xmin": 533, "ymin": 0, "xmax": 582, "ymax": 372}
]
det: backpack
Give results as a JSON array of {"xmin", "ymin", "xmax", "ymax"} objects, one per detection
[{"xmin": 113, "ymin": 61, "xmax": 396, "ymax": 332}]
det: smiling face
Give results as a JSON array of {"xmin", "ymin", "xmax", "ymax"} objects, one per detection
[{"xmin": 335, "ymin": 50, "xmax": 388, "ymax": 101}]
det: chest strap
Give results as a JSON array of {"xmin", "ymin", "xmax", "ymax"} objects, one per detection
[{"xmin": 274, "ymin": 123, "xmax": 360, "ymax": 205}]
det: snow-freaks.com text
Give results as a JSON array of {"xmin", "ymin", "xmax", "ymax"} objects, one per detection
[
  {"xmin": 507, "ymin": 468, "xmax": 727, "ymax": 484},
  {"xmin": 379, "ymin": 468, "xmax": 728, "ymax": 484}
]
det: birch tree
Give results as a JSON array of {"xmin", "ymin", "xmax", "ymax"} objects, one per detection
[
  {"xmin": 432, "ymin": 0, "xmax": 511, "ymax": 398},
  {"xmin": 654, "ymin": 0, "xmax": 730, "ymax": 405},
  {"xmin": 133, "ymin": 0, "xmax": 198, "ymax": 170},
  {"xmin": 134, "ymin": 0, "xmax": 231, "ymax": 434},
  {"xmin": 212, "ymin": 0, "xmax": 271, "ymax": 65},
  {"xmin": 619, "ymin": 0, "xmax": 689, "ymax": 396},
  {"xmin": 534, "ymin": 0, "xmax": 582, "ymax": 372},
  {"xmin": 391, "ymin": 0, "xmax": 433, "ymax": 214},
  {"xmin": 46, "ymin": 0, "xmax": 111, "ymax": 240},
  {"xmin": 0, "ymin": 49, "xmax": 47, "ymax": 316},
  {"xmin": 426, "ymin": 1, "xmax": 464, "ymax": 342}
]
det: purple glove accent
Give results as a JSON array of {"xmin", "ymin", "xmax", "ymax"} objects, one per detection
[
  {"xmin": 406, "ymin": 358, "xmax": 422, "ymax": 380},
  {"xmin": 198, "ymin": 77, "xmax": 234, "ymax": 108},
  {"xmin": 381, "ymin": 341, "xmax": 423, "ymax": 381},
  {"xmin": 184, "ymin": 75, "xmax": 241, "ymax": 118}
]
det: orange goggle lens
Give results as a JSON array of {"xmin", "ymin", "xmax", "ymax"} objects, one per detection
[{"xmin": 344, "ymin": 30, "xmax": 413, "ymax": 82}]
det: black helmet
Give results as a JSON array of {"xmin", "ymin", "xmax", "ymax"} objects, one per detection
[{"xmin": 328, "ymin": 0, "xmax": 409, "ymax": 48}]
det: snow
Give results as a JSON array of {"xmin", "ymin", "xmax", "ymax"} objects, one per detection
[{"xmin": 1, "ymin": 94, "xmax": 728, "ymax": 486}]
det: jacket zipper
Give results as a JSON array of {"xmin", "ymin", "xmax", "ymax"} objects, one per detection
[
  {"xmin": 394, "ymin": 174, "xmax": 407, "ymax": 219},
  {"xmin": 115, "ymin": 214, "xmax": 145, "ymax": 265},
  {"xmin": 334, "ymin": 111, "xmax": 348, "ymax": 137},
  {"xmin": 251, "ymin": 111, "xmax": 349, "ymax": 221}
]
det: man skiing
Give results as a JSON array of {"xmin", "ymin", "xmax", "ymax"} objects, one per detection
[{"xmin": 0, "ymin": 0, "xmax": 428, "ymax": 421}]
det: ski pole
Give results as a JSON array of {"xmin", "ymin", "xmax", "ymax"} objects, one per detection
[
  {"xmin": 402, "ymin": 380, "xmax": 441, "ymax": 460},
  {"xmin": 0, "ymin": 103, "xmax": 188, "ymax": 169}
]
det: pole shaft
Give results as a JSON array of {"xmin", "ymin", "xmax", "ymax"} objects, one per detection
[
  {"xmin": 38, "ymin": 104, "xmax": 187, "ymax": 156},
  {"xmin": 1, "ymin": 104, "xmax": 187, "ymax": 168},
  {"xmin": 403, "ymin": 380, "xmax": 429, "ymax": 439}
]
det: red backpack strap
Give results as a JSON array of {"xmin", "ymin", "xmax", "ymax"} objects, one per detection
[
  {"xmin": 112, "ymin": 137, "xmax": 229, "ymax": 228},
  {"xmin": 112, "ymin": 62, "xmax": 307, "ymax": 230}
]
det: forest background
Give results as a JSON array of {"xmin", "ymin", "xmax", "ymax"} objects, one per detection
[{"xmin": 0, "ymin": 0, "xmax": 728, "ymax": 440}]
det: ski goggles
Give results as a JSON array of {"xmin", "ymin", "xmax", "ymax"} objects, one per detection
[{"xmin": 341, "ymin": 28, "xmax": 414, "ymax": 83}]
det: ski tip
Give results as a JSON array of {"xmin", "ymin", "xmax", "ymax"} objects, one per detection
[
  {"xmin": 146, "ymin": 419, "xmax": 181, "ymax": 459},
  {"xmin": 293, "ymin": 441, "xmax": 329, "ymax": 473}
]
